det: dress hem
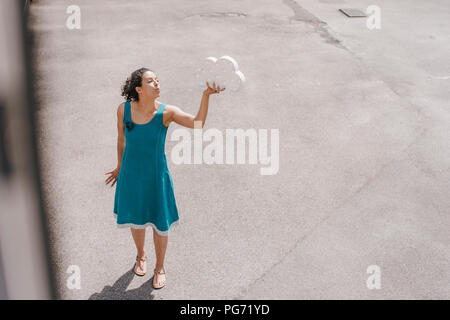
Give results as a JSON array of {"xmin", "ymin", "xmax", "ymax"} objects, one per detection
[{"xmin": 112, "ymin": 213, "xmax": 179, "ymax": 236}]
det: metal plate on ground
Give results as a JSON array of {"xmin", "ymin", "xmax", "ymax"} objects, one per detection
[{"xmin": 339, "ymin": 8, "xmax": 367, "ymax": 17}]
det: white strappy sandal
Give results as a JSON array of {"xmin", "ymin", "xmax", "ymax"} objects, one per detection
[
  {"xmin": 152, "ymin": 268, "xmax": 166, "ymax": 289},
  {"xmin": 133, "ymin": 255, "xmax": 147, "ymax": 276}
]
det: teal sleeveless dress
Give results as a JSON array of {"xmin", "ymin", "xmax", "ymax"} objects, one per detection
[{"xmin": 113, "ymin": 101, "xmax": 180, "ymax": 236}]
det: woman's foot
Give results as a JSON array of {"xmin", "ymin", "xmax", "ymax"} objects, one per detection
[
  {"xmin": 153, "ymin": 267, "xmax": 166, "ymax": 289},
  {"xmin": 134, "ymin": 254, "xmax": 147, "ymax": 276}
]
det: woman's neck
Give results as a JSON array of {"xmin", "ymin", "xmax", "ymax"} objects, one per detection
[{"xmin": 136, "ymin": 97, "xmax": 157, "ymax": 112}]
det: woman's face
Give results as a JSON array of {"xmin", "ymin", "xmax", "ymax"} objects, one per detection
[{"xmin": 137, "ymin": 71, "xmax": 160, "ymax": 99}]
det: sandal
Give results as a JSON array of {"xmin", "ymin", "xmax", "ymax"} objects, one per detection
[
  {"xmin": 133, "ymin": 255, "xmax": 147, "ymax": 276},
  {"xmin": 152, "ymin": 268, "xmax": 166, "ymax": 289}
]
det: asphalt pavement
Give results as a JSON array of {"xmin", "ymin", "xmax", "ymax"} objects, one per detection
[{"xmin": 28, "ymin": 0, "xmax": 449, "ymax": 299}]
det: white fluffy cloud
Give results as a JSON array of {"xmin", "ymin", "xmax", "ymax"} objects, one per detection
[{"xmin": 196, "ymin": 55, "xmax": 246, "ymax": 92}]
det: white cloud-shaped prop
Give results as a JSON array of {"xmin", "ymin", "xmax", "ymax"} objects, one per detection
[{"xmin": 195, "ymin": 55, "xmax": 246, "ymax": 92}]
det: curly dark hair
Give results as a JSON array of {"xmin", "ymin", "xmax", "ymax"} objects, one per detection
[{"xmin": 121, "ymin": 67, "xmax": 154, "ymax": 101}]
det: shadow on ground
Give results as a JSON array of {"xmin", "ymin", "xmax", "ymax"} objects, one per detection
[{"xmin": 89, "ymin": 268, "xmax": 157, "ymax": 300}]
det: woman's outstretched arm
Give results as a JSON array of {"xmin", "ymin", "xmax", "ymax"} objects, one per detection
[{"xmin": 165, "ymin": 81, "xmax": 225, "ymax": 129}]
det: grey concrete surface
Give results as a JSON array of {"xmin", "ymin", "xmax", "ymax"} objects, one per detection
[{"xmin": 28, "ymin": 0, "xmax": 449, "ymax": 299}]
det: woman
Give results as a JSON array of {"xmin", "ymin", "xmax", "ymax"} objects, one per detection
[{"xmin": 105, "ymin": 67, "xmax": 225, "ymax": 289}]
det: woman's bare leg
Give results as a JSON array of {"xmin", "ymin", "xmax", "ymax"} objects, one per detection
[
  {"xmin": 153, "ymin": 227, "xmax": 168, "ymax": 271},
  {"xmin": 152, "ymin": 227, "xmax": 168, "ymax": 287},
  {"xmin": 131, "ymin": 228, "xmax": 146, "ymax": 259}
]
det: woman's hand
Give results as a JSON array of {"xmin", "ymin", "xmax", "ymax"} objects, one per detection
[
  {"xmin": 203, "ymin": 81, "xmax": 226, "ymax": 96},
  {"xmin": 105, "ymin": 167, "xmax": 120, "ymax": 187}
]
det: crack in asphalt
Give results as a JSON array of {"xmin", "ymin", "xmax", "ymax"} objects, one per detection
[
  {"xmin": 233, "ymin": 124, "xmax": 427, "ymax": 299},
  {"xmin": 182, "ymin": 0, "xmax": 347, "ymax": 52},
  {"xmin": 283, "ymin": 0, "xmax": 348, "ymax": 50},
  {"xmin": 233, "ymin": 159, "xmax": 398, "ymax": 300}
]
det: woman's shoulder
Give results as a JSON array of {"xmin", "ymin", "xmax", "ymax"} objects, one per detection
[
  {"xmin": 161, "ymin": 102, "xmax": 176, "ymax": 110},
  {"xmin": 117, "ymin": 101, "xmax": 127, "ymax": 119},
  {"xmin": 156, "ymin": 100, "xmax": 165, "ymax": 107}
]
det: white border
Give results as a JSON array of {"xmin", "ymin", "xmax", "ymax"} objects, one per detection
[{"xmin": 112, "ymin": 213, "xmax": 180, "ymax": 236}]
